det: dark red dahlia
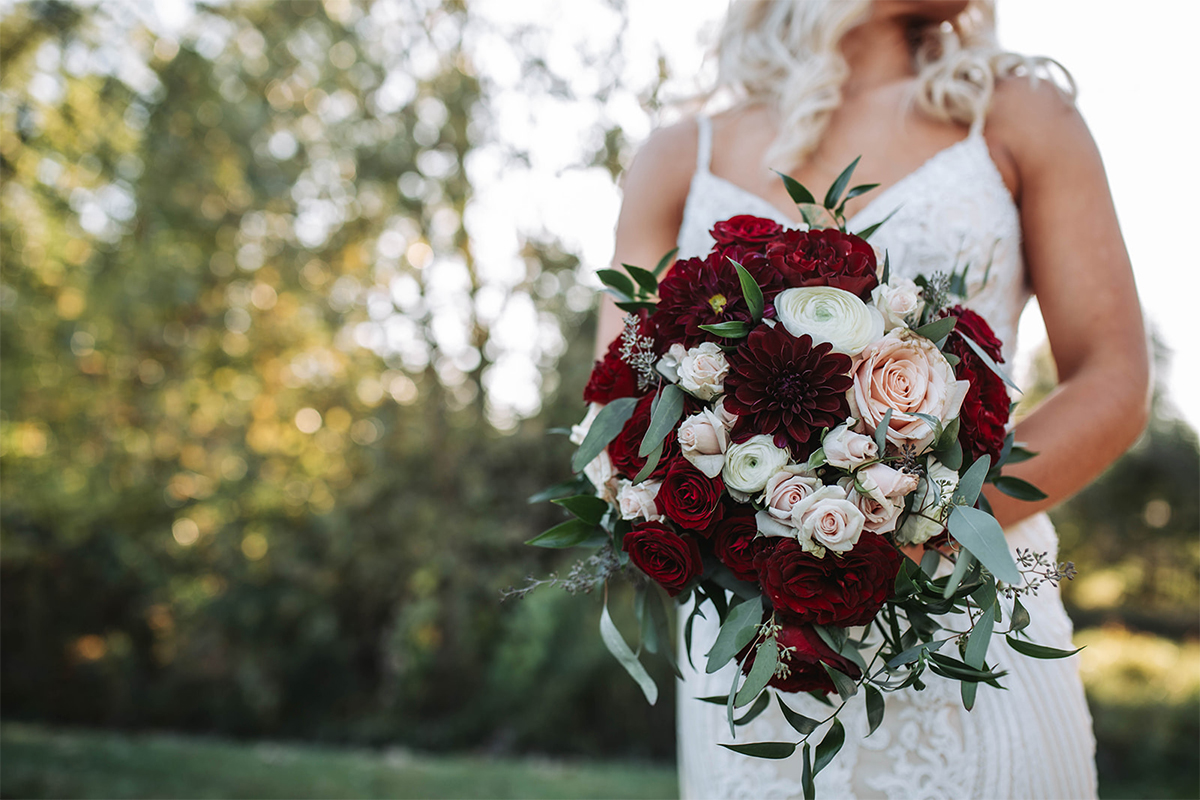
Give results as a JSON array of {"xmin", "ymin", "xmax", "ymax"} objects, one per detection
[
  {"xmin": 766, "ymin": 228, "xmax": 879, "ymax": 300},
  {"xmin": 607, "ymin": 393, "xmax": 680, "ymax": 481},
  {"xmin": 583, "ymin": 335, "xmax": 645, "ymax": 405},
  {"xmin": 623, "ymin": 521, "xmax": 703, "ymax": 597},
  {"xmin": 711, "ymin": 215, "xmax": 784, "ymax": 246},
  {"xmin": 655, "ymin": 459, "xmax": 725, "ymax": 532},
  {"xmin": 755, "ymin": 534, "xmax": 903, "ymax": 627},
  {"xmin": 711, "ymin": 506, "xmax": 776, "ymax": 583},
  {"xmin": 654, "ymin": 251, "xmax": 780, "ymax": 348},
  {"xmin": 943, "ymin": 306, "xmax": 1010, "ymax": 463},
  {"xmin": 738, "ymin": 618, "xmax": 862, "ymax": 695},
  {"xmin": 724, "ymin": 325, "xmax": 853, "ymax": 453}
]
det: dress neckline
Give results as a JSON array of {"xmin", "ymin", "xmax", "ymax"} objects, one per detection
[{"xmin": 692, "ymin": 129, "xmax": 992, "ymax": 231}]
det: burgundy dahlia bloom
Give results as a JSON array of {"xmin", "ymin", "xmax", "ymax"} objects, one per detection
[
  {"xmin": 766, "ymin": 228, "xmax": 879, "ymax": 300},
  {"xmin": 723, "ymin": 324, "xmax": 853, "ymax": 454},
  {"xmin": 654, "ymin": 251, "xmax": 781, "ymax": 348},
  {"xmin": 944, "ymin": 306, "xmax": 1010, "ymax": 463}
]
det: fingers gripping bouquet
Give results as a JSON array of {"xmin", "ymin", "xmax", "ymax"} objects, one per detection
[{"xmin": 519, "ymin": 163, "xmax": 1077, "ymax": 796}]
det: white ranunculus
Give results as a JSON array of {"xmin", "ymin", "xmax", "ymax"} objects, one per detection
[
  {"xmin": 894, "ymin": 459, "xmax": 960, "ymax": 545},
  {"xmin": 677, "ymin": 342, "xmax": 729, "ymax": 400},
  {"xmin": 722, "ymin": 435, "xmax": 791, "ymax": 496},
  {"xmin": 656, "ymin": 343, "xmax": 688, "ymax": 383},
  {"xmin": 871, "ymin": 278, "xmax": 925, "ymax": 331},
  {"xmin": 616, "ymin": 479, "xmax": 663, "ymax": 522},
  {"xmin": 791, "ymin": 485, "xmax": 866, "ymax": 556},
  {"xmin": 774, "ymin": 286, "xmax": 885, "ymax": 356},
  {"xmin": 569, "ymin": 402, "xmax": 604, "ymax": 445},
  {"xmin": 822, "ymin": 418, "xmax": 879, "ymax": 469},
  {"xmin": 583, "ymin": 449, "xmax": 618, "ymax": 505},
  {"xmin": 677, "ymin": 408, "xmax": 729, "ymax": 478}
]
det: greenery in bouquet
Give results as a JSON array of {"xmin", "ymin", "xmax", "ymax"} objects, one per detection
[{"xmin": 515, "ymin": 162, "xmax": 1079, "ymax": 797}]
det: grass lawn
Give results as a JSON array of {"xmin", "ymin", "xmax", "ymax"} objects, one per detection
[{"xmin": 0, "ymin": 723, "xmax": 678, "ymax": 800}]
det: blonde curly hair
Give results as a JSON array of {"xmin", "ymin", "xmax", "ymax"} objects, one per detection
[{"xmin": 709, "ymin": 0, "xmax": 1075, "ymax": 170}]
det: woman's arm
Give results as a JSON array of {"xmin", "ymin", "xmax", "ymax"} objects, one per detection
[
  {"xmin": 594, "ymin": 120, "xmax": 698, "ymax": 359},
  {"xmin": 981, "ymin": 79, "xmax": 1151, "ymax": 527}
]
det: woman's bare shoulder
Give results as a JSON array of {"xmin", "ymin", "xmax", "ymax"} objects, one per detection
[
  {"xmin": 986, "ymin": 75, "xmax": 1095, "ymax": 194},
  {"xmin": 616, "ymin": 117, "xmax": 701, "ymax": 241},
  {"xmin": 623, "ymin": 117, "xmax": 699, "ymax": 191}
]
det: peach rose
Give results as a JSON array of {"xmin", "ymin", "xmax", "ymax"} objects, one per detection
[
  {"xmin": 755, "ymin": 465, "xmax": 822, "ymax": 539},
  {"xmin": 792, "ymin": 485, "xmax": 866, "ymax": 556},
  {"xmin": 848, "ymin": 328, "xmax": 969, "ymax": 452},
  {"xmin": 822, "ymin": 418, "xmax": 879, "ymax": 469},
  {"xmin": 840, "ymin": 463, "xmax": 920, "ymax": 534},
  {"xmin": 677, "ymin": 408, "xmax": 729, "ymax": 479}
]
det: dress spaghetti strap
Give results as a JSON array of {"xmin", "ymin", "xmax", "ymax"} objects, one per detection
[{"xmin": 694, "ymin": 116, "xmax": 713, "ymax": 176}]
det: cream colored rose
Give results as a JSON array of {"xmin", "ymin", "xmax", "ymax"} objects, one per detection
[
  {"xmin": 894, "ymin": 459, "xmax": 960, "ymax": 545},
  {"xmin": 583, "ymin": 449, "xmax": 618, "ymax": 504},
  {"xmin": 616, "ymin": 479, "xmax": 663, "ymax": 522},
  {"xmin": 841, "ymin": 463, "xmax": 919, "ymax": 534},
  {"xmin": 569, "ymin": 402, "xmax": 604, "ymax": 445},
  {"xmin": 822, "ymin": 418, "xmax": 879, "ymax": 469},
  {"xmin": 713, "ymin": 396, "xmax": 739, "ymax": 430},
  {"xmin": 871, "ymin": 278, "xmax": 925, "ymax": 331},
  {"xmin": 722, "ymin": 435, "xmax": 790, "ymax": 497},
  {"xmin": 775, "ymin": 286, "xmax": 885, "ymax": 357},
  {"xmin": 848, "ymin": 328, "xmax": 969, "ymax": 452},
  {"xmin": 678, "ymin": 408, "xmax": 729, "ymax": 479},
  {"xmin": 756, "ymin": 465, "xmax": 822, "ymax": 539},
  {"xmin": 655, "ymin": 343, "xmax": 687, "ymax": 383},
  {"xmin": 792, "ymin": 485, "xmax": 866, "ymax": 556},
  {"xmin": 677, "ymin": 342, "xmax": 729, "ymax": 400}
]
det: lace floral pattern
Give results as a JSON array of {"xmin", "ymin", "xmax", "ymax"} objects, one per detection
[{"xmin": 674, "ymin": 117, "xmax": 1098, "ymax": 800}]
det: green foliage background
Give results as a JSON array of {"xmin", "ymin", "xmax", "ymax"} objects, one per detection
[{"xmin": 0, "ymin": 1, "xmax": 1196, "ymax": 793}]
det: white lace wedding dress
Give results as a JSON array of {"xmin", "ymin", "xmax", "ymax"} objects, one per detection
[{"xmin": 674, "ymin": 117, "xmax": 1098, "ymax": 800}]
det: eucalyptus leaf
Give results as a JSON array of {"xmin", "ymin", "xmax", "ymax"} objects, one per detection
[
  {"xmin": 874, "ymin": 407, "xmax": 893, "ymax": 453},
  {"xmin": 730, "ymin": 258, "xmax": 764, "ymax": 323},
  {"xmin": 596, "ymin": 268, "xmax": 635, "ymax": 299},
  {"xmin": 600, "ymin": 601, "xmax": 658, "ymax": 705},
  {"xmin": 1004, "ymin": 446, "xmax": 1038, "ymax": 465},
  {"xmin": 525, "ymin": 519, "xmax": 597, "ymax": 548},
  {"xmin": 813, "ymin": 718, "xmax": 845, "ymax": 775},
  {"xmin": 632, "ymin": 440, "xmax": 662, "ymax": 484},
  {"xmin": 734, "ymin": 690, "xmax": 772, "ymax": 726},
  {"xmin": 885, "ymin": 637, "xmax": 952, "ymax": 669},
  {"xmin": 920, "ymin": 549, "xmax": 941, "ymax": 579},
  {"xmin": 938, "ymin": 438, "xmax": 964, "ymax": 470},
  {"xmin": 719, "ymin": 741, "xmax": 798, "ymax": 759},
  {"xmin": 653, "ymin": 247, "xmax": 679, "ymax": 277},
  {"xmin": 953, "ymin": 455, "xmax": 992, "ymax": 508},
  {"xmin": 960, "ymin": 332, "xmax": 1022, "ymax": 393},
  {"xmin": 1005, "ymin": 636, "xmax": 1084, "ymax": 659},
  {"xmin": 697, "ymin": 320, "xmax": 750, "ymax": 338},
  {"xmin": 552, "ymin": 495, "xmax": 610, "ymax": 526},
  {"xmin": 824, "ymin": 156, "xmax": 861, "ymax": 209},
  {"xmin": 527, "ymin": 477, "xmax": 589, "ymax": 505},
  {"xmin": 941, "ymin": 549, "xmax": 975, "ymax": 599},
  {"xmin": 775, "ymin": 170, "xmax": 816, "ymax": 205},
  {"xmin": 705, "ymin": 597, "xmax": 763, "ymax": 674},
  {"xmin": 865, "ymin": 684, "xmax": 886, "ymax": 736},
  {"xmin": 948, "ymin": 506, "xmax": 1021, "ymax": 584},
  {"xmin": 571, "ymin": 397, "xmax": 638, "ymax": 473},
  {"xmin": 1009, "ymin": 597, "xmax": 1031, "ymax": 634},
  {"xmin": 736, "ymin": 637, "xmax": 778, "ymax": 708},
  {"xmin": 961, "ymin": 602, "xmax": 997, "ymax": 710},
  {"xmin": 881, "ymin": 251, "xmax": 891, "ymax": 284},
  {"xmin": 802, "ymin": 744, "xmax": 815, "ymax": 800},
  {"xmin": 914, "ymin": 316, "xmax": 957, "ymax": 343},
  {"xmin": 992, "ymin": 475, "xmax": 1048, "ymax": 502},
  {"xmin": 843, "ymin": 182, "xmax": 880, "ymax": 203},
  {"xmin": 639, "ymin": 384, "xmax": 686, "ymax": 458},
  {"xmin": 822, "ymin": 663, "xmax": 857, "ymax": 700},
  {"xmin": 777, "ymin": 695, "xmax": 820, "ymax": 735}
]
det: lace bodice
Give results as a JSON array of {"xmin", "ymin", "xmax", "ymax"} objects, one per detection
[{"xmin": 675, "ymin": 117, "xmax": 1097, "ymax": 800}]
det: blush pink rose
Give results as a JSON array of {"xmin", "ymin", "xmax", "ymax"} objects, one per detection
[
  {"xmin": 848, "ymin": 329, "xmax": 969, "ymax": 451},
  {"xmin": 677, "ymin": 408, "xmax": 729, "ymax": 479},
  {"xmin": 790, "ymin": 485, "xmax": 866, "ymax": 556},
  {"xmin": 755, "ymin": 465, "xmax": 822, "ymax": 539},
  {"xmin": 840, "ymin": 464, "xmax": 919, "ymax": 534},
  {"xmin": 822, "ymin": 418, "xmax": 879, "ymax": 469}
]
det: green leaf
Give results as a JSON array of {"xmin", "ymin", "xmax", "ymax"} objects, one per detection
[
  {"xmin": 943, "ymin": 352, "xmax": 961, "ymax": 367},
  {"xmin": 960, "ymin": 332, "xmax": 1022, "ymax": 393},
  {"xmin": 874, "ymin": 407, "xmax": 893, "ymax": 453},
  {"xmin": 1004, "ymin": 446, "xmax": 1037, "ymax": 465},
  {"xmin": 596, "ymin": 269, "xmax": 635, "ymax": 299},
  {"xmin": 843, "ymin": 182, "xmax": 880, "ymax": 202},
  {"xmin": 600, "ymin": 601, "xmax": 658, "ymax": 705},
  {"xmin": 775, "ymin": 170, "xmax": 816, "ymax": 205},
  {"xmin": 705, "ymin": 597, "xmax": 763, "ymax": 674},
  {"xmin": 734, "ymin": 687, "xmax": 772, "ymax": 725},
  {"xmin": 525, "ymin": 518, "xmax": 597, "ymax": 548},
  {"xmin": 1005, "ymin": 635, "xmax": 1084, "ymax": 660},
  {"xmin": 632, "ymin": 440, "xmax": 662, "ymax": 484},
  {"xmin": 880, "ymin": 251, "xmax": 891, "ymax": 284},
  {"xmin": 736, "ymin": 637, "xmax": 778, "ymax": 708},
  {"xmin": 652, "ymin": 247, "xmax": 679, "ymax": 277},
  {"xmin": 865, "ymin": 684, "xmax": 885, "ymax": 736},
  {"xmin": 812, "ymin": 718, "xmax": 845, "ymax": 775},
  {"xmin": 730, "ymin": 258, "xmax": 764, "ymax": 323},
  {"xmin": 1009, "ymin": 597, "xmax": 1031, "ymax": 635},
  {"xmin": 854, "ymin": 206, "xmax": 900, "ymax": 240},
  {"xmin": 913, "ymin": 412, "xmax": 944, "ymax": 443},
  {"xmin": 552, "ymin": 495, "xmax": 610, "ymax": 526},
  {"xmin": 948, "ymin": 506, "xmax": 1022, "ymax": 584},
  {"xmin": 928, "ymin": 653, "xmax": 1008, "ymax": 683},
  {"xmin": 915, "ymin": 316, "xmax": 957, "ymax": 343},
  {"xmin": 822, "ymin": 663, "xmax": 857, "ymax": 701},
  {"xmin": 937, "ymin": 416, "xmax": 961, "ymax": 450},
  {"xmin": 614, "ymin": 300, "xmax": 657, "ymax": 313},
  {"xmin": 992, "ymin": 475, "xmax": 1048, "ymax": 502},
  {"xmin": 953, "ymin": 454, "xmax": 991, "ymax": 508},
  {"xmin": 527, "ymin": 477, "xmax": 588, "ymax": 504},
  {"xmin": 719, "ymin": 741, "xmax": 798, "ymax": 759},
  {"xmin": 623, "ymin": 264, "xmax": 659, "ymax": 296},
  {"xmin": 824, "ymin": 156, "xmax": 861, "ymax": 209},
  {"xmin": 697, "ymin": 321, "xmax": 750, "ymax": 338},
  {"xmin": 571, "ymin": 397, "xmax": 638, "ymax": 473},
  {"xmin": 639, "ymin": 384, "xmax": 686, "ymax": 458},
  {"xmin": 938, "ymin": 438, "xmax": 964, "ymax": 470},
  {"xmin": 962, "ymin": 602, "xmax": 997, "ymax": 710},
  {"xmin": 919, "ymin": 548, "xmax": 941, "ymax": 579},
  {"xmin": 777, "ymin": 695, "xmax": 820, "ymax": 735},
  {"xmin": 942, "ymin": 548, "xmax": 975, "ymax": 598},
  {"xmin": 802, "ymin": 743, "xmax": 815, "ymax": 800},
  {"xmin": 885, "ymin": 637, "xmax": 953, "ymax": 668}
]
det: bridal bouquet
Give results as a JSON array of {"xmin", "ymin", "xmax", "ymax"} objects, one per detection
[{"xmin": 521, "ymin": 162, "xmax": 1077, "ymax": 797}]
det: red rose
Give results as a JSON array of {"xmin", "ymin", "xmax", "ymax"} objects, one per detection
[
  {"xmin": 711, "ymin": 215, "xmax": 784, "ymax": 246},
  {"xmin": 711, "ymin": 507, "xmax": 776, "ymax": 583},
  {"xmin": 655, "ymin": 459, "xmax": 725, "ymax": 532},
  {"xmin": 583, "ymin": 336, "xmax": 643, "ymax": 405},
  {"xmin": 623, "ymin": 521, "xmax": 703, "ymax": 597},
  {"xmin": 755, "ymin": 534, "xmax": 903, "ymax": 627},
  {"xmin": 739, "ymin": 619, "xmax": 862, "ymax": 695},
  {"xmin": 944, "ymin": 306, "xmax": 1010, "ymax": 462},
  {"xmin": 766, "ymin": 228, "xmax": 879, "ymax": 300},
  {"xmin": 608, "ymin": 393, "xmax": 679, "ymax": 481}
]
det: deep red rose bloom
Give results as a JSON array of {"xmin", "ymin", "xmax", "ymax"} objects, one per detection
[
  {"xmin": 583, "ymin": 336, "xmax": 644, "ymax": 405},
  {"xmin": 766, "ymin": 228, "xmax": 879, "ymax": 300},
  {"xmin": 711, "ymin": 215, "xmax": 784, "ymax": 246},
  {"xmin": 755, "ymin": 534, "xmax": 903, "ymax": 627},
  {"xmin": 623, "ymin": 521, "xmax": 703, "ymax": 597},
  {"xmin": 711, "ymin": 507, "xmax": 776, "ymax": 583},
  {"xmin": 608, "ymin": 393, "xmax": 679, "ymax": 481},
  {"xmin": 739, "ymin": 619, "xmax": 862, "ymax": 695},
  {"xmin": 943, "ymin": 306, "xmax": 1010, "ymax": 463},
  {"xmin": 656, "ymin": 460, "xmax": 725, "ymax": 532},
  {"xmin": 654, "ymin": 251, "xmax": 781, "ymax": 348},
  {"xmin": 724, "ymin": 325, "xmax": 853, "ymax": 453}
]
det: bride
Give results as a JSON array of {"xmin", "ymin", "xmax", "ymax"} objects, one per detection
[{"xmin": 594, "ymin": 1, "xmax": 1149, "ymax": 798}]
